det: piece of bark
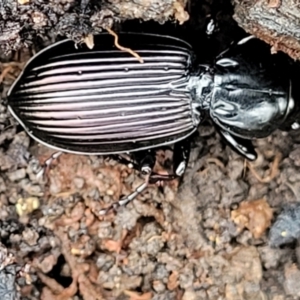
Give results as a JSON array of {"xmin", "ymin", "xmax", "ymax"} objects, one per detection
[
  {"xmin": 233, "ymin": 0, "xmax": 300, "ymax": 60},
  {"xmin": 0, "ymin": 0, "xmax": 189, "ymax": 54},
  {"xmin": 105, "ymin": 0, "xmax": 189, "ymax": 24}
]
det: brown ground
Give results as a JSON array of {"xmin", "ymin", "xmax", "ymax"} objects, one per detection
[{"xmin": 1, "ymin": 0, "xmax": 300, "ymax": 299}]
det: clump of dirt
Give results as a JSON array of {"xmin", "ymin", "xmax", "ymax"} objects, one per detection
[{"xmin": 231, "ymin": 198, "xmax": 273, "ymax": 239}]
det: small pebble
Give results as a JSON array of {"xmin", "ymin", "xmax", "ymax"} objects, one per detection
[
  {"xmin": 152, "ymin": 280, "xmax": 166, "ymax": 293},
  {"xmin": 106, "ymin": 189, "xmax": 114, "ymax": 196},
  {"xmin": 15, "ymin": 197, "xmax": 40, "ymax": 217},
  {"xmin": 284, "ymin": 264, "xmax": 300, "ymax": 297},
  {"xmin": 0, "ymin": 177, "xmax": 6, "ymax": 192},
  {"xmin": 182, "ymin": 288, "xmax": 197, "ymax": 300},
  {"xmin": 73, "ymin": 177, "xmax": 85, "ymax": 189},
  {"xmin": 22, "ymin": 228, "xmax": 39, "ymax": 246},
  {"xmin": 7, "ymin": 169, "xmax": 26, "ymax": 182}
]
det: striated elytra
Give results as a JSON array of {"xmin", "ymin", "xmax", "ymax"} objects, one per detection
[{"xmin": 8, "ymin": 33, "xmax": 200, "ymax": 155}]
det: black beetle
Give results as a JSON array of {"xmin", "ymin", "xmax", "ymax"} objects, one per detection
[
  {"xmin": 7, "ymin": 33, "xmax": 300, "ymax": 213},
  {"xmin": 196, "ymin": 35, "xmax": 299, "ymax": 160}
]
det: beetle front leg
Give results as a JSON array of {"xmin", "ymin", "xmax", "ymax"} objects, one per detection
[{"xmin": 219, "ymin": 130, "xmax": 257, "ymax": 161}]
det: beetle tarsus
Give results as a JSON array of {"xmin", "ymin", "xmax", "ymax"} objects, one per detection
[
  {"xmin": 36, "ymin": 151, "xmax": 63, "ymax": 179},
  {"xmin": 99, "ymin": 175, "xmax": 150, "ymax": 215}
]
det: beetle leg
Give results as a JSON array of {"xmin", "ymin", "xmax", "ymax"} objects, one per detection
[
  {"xmin": 141, "ymin": 142, "xmax": 190, "ymax": 188},
  {"xmin": 172, "ymin": 140, "xmax": 191, "ymax": 177},
  {"xmin": 132, "ymin": 141, "xmax": 191, "ymax": 182},
  {"xmin": 99, "ymin": 176, "xmax": 150, "ymax": 215},
  {"xmin": 99, "ymin": 149, "xmax": 181, "ymax": 214},
  {"xmin": 110, "ymin": 154, "xmax": 141, "ymax": 171},
  {"xmin": 100, "ymin": 145, "xmax": 191, "ymax": 215},
  {"xmin": 110, "ymin": 150, "xmax": 157, "ymax": 174},
  {"xmin": 99, "ymin": 151, "xmax": 155, "ymax": 215},
  {"xmin": 36, "ymin": 151, "xmax": 63, "ymax": 179},
  {"xmin": 219, "ymin": 130, "xmax": 257, "ymax": 161},
  {"xmin": 99, "ymin": 174, "xmax": 180, "ymax": 216},
  {"xmin": 141, "ymin": 155, "xmax": 155, "ymax": 175},
  {"xmin": 137, "ymin": 144, "xmax": 190, "ymax": 186}
]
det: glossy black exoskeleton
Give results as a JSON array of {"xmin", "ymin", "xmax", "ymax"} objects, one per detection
[
  {"xmin": 6, "ymin": 33, "xmax": 300, "ymax": 213},
  {"xmin": 197, "ymin": 35, "xmax": 299, "ymax": 160}
]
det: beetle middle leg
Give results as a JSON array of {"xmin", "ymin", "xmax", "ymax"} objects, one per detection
[
  {"xmin": 99, "ymin": 151, "xmax": 156, "ymax": 215},
  {"xmin": 149, "ymin": 139, "xmax": 191, "ymax": 187},
  {"xmin": 100, "ymin": 141, "xmax": 191, "ymax": 214},
  {"xmin": 172, "ymin": 139, "xmax": 191, "ymax": 177},
  {"xmin": 113, "ymin": 141, "xmax": 190, "ymax": 182}
]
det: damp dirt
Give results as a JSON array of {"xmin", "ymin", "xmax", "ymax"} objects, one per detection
[{"xmin": 1, "ymin": 0, "xmax": 300, "ymax": 299}]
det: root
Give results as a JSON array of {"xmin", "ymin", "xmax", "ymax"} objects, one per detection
[
  {"xmin": 105, "ymin": 27, "xmax": 144, "ymax": 63},
  {"xmin": 246, "ymin": 152, "xmax": 281, "ymax": 183}
]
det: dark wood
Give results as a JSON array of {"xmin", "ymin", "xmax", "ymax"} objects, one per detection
[{"xmin": 233, "ymin": 0, "xmax": 300, "ymax": 60}]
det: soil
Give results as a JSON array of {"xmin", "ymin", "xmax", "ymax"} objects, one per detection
[{"xmin": 1, "ymin": 0, "xmax": 300, "ymax": 299}]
